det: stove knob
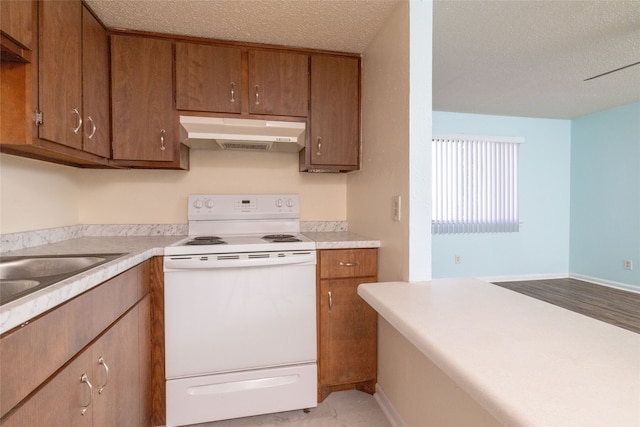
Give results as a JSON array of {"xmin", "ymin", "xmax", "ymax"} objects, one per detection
[
  {"xmin": 286, "ymin": 198, "xmax": 294, "ymax": 208},
  {"xmin": 193, "ymin": 199, "xmax": 203, "ymax": 209},
  {"xmin": 275, "ymin": 199, "xmax": 283, "ymax": 207},
  {"xmin": 205, "ymin": 199, "xmax": 215, "ymax": 209}
]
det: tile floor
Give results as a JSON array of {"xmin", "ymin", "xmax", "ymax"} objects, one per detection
[{"xmin": 192, "ymin": 390, "xmax": 392, "ymax": 427}]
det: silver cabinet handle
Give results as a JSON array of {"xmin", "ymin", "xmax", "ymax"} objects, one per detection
[
  {"xmin": 97, "ymin": 356, "xmax": 109, "ymax": 394},
  {"xmin": 254, "ymin": 85, "xmax": 260, "ymax": 105},
  {"xmin": 316, "ymin": 136, "xmax": 322, "ymax": 156},
  {"xmin": 230, "ymin": 82, "xmax": 236, "ymax": 103},
  {"xmin": 339, "ymin": 261, "xmax": 360, "ymax": 267},
  {"xmin": 328, "ymin": 291, "xmax": 333, "ymax": 313},
  {"xmin": 160, "ymin": 129, "xmax": 166, "ymax": 151},
  {"xmin": 72, "ymin": 108, "xmax": 82, "ymax": 134},
  {"xmin": 80, "ymin": 373, "xmax": 93, "ymax": 416},
  {"xmin": 86, "ymin": 116, "xmax": 96, "ymax": 140}
]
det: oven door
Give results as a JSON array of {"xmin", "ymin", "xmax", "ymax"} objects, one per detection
[{"xmin": 164, "ymin": 250, "xmax": 316, "ymax": 379}]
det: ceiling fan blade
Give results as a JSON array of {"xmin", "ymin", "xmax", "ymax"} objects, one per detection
[{"xmin": 584, "ymin": 61, "xmax": 640, "ymax": 81}]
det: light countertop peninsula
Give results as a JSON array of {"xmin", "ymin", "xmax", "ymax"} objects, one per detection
[{"xmin": 358, "ymin": 278, "xmax": 640, "ymax": 427}]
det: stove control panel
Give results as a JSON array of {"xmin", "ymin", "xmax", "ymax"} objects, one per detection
[{"xmin": 188, "ymin": 194, "xmax": 300, "ymax": 221}]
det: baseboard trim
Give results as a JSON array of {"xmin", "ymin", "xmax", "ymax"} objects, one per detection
[
  {"xmin": 374, "ymin": 383, "xmax": 407, "ymax": 427},
  {"xmin": 568, "ymin": 273, "xmax": 640, "ymax": 294},
  {"xmin": 479, "ymin": 272, "xmax": 568, "ymax": 283}
]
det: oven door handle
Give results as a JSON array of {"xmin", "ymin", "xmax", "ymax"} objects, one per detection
[{"xmin": 164, "ymin": 252, "xmax": 316, "ymax": 270}]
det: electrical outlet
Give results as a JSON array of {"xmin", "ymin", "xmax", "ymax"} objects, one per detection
[
  {"xmin": 624, "ymin": 260, "xmax": 633, "ymax": 270},
  {"xmin": 392, "ymin": 195, "xmax": 401, "ymax": 222},
  {"xmin": 455, "ymin": 255, "xmax": 461, "ymax": 264}
]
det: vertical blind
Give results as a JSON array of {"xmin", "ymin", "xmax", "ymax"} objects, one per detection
[{"xmin": 432, "ymin": 135, "xmax": 523, "ymax": 234}]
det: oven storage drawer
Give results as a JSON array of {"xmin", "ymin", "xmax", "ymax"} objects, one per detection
[{"xmin": 165, "ymin": 363, "xmax": 317, "ymax": 426}]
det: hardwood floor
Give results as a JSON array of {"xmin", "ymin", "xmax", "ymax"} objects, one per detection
[{"xmin": 492, "ymin": 278, "xmax": 640, "ymax": 334}]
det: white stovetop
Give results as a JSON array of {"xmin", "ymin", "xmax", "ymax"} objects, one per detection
[{"xmin": 358, "ymin": 278, "xmax": 640, "ymax": 427}]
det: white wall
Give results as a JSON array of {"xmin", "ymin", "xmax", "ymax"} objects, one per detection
[
  {"xmin": 349, "ymin": 1, "xmax": 432, "ymax": 283},
  {"xmin": 78, "ymin": 150, "xmax": 347, "ymax": 225},
  {"xmin": 349, "ymin": 2, "xmax": 411, "ymax": 282},
  {"xmin": 0, "ymin": 154, "xmax": 80, "ymax": 234},
  {"xmin": 0, "ymin": 150, "xmax": 348, "ymax": 234},
  {"xmin": 353, "ymin": 2, "xmax": 434, "ymax": 426}
]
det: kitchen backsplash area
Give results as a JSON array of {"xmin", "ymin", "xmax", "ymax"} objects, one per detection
[{"xmin": 0, "ymin": 221, "xmax": 348, "ymax": 253}]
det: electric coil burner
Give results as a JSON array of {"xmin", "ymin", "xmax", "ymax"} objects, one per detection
[
  {"xmin": 163, "ymin": 194, "xmax": 317, "ymax": 426},
  {"xmin": 184, "ymin": 236, "xmax": 227, "ymax": 245}
]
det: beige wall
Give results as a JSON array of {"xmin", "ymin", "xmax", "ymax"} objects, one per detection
[
  {"xmin": 0, "ymin": 150, "xmax": 347, "ymax": 234},
  {"xmin": 77, "ymin": 149, "xmax": 346, "ymax": 225},
  {"xmin": 0, "ymin": 154, "xmax": 80, "ymax": 234},
  {"xmin": 378, "ymin": 318, "xmax": 502, "ymax": 427},
  {"xmin": 349, "ymin": 1, "xmax": 411, "ymax": 282}
]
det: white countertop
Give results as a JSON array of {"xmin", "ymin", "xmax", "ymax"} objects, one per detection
[
  {"xmin": 0, "ymin": 236, "xmax": 184, "ymax": 334},
  {"xmin": 358, "ymin": 278, "xmax": 640, "ymax": 427},
  {"xmin": 303, "ymin": 231, "xmax": 380, "ymax": 249}
]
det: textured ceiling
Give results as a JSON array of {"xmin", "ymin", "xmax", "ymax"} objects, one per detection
[
  {"xmin": 433, "ymin": 0, "xmax": 640, "ymax": 119},
  {"xmin": 85, "ymin": 0, "xmax": 400, "ymax": 53},
  {"xmin": 85, "ymin": 0, "xmax": 640, "ymax": 119}
]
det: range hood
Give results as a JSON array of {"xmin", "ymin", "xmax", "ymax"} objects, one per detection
[{"xmin": 179, "ymin": 116, "xmax": 306, "ymax": 152}]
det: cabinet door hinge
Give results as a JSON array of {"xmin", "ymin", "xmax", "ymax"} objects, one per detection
[{"xmin": 34, "ymin": 110, "xmax": 43, "ymax": 126}]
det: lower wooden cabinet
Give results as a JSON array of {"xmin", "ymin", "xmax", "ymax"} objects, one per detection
[
  {"xmin": 317, "ymin": 248, "xmax": 378, "ymax": 401},
  {"xmin": 2, "ymin": 303, "xmax": 143, "ymax": 426},
  {"xmin": 0, "ymin": 262, "xmax": 151, "ymax": 426}
]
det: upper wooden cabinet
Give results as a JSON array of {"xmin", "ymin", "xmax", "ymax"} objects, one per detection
[
  {"xmin": 247, "ymin": 49, "xmax": 309, "ymax": 117},
  {"xmin": 175, "ymin": 43, "xmax": 309, "ymax": 118},
  {"xmin": 38, "ymin": 1, "xmax": 110, "ymax": 156},
  {"xmin": 302, "ymin": 54, "xmax": 360, "ymax": 172},
  {"xmin": 1, "ymin": 0, "xmax": 34, "ymax": 60},
  {"xmin": 80, "ymin": 6, "xmax": 110, "ymax": 158},
  {"xmin": 111, "ymin": 34, "xmax": 188, "ymax": 169},
  {"xmin": 38, "ymin": 0, "xmax": 83, "ymax": 150},
  {"xmin": 175, "ymin": 42, "xmax": 242, "ymax": 114},
  {"xmin": 0, "ymin": 0, "xmax": 111, "ymax": 166}
]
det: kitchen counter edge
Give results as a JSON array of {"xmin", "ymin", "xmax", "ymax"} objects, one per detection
[{"xmin": 0, "ymin": 235, "xmax": 185, "ymax": 334}]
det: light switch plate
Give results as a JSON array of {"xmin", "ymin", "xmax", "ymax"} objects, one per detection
[{"xmin": 392, "ymin": 195, "xmax": 401, "ymax": 222}]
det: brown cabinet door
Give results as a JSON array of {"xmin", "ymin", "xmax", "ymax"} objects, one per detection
[
  {"xmin": 38, "ymin": 0, "xmax": 83, "ymax": 150},
  {"xmin": 175, "ymin": 42, "xmax": 242, "ymax": 113},
  {"xmin": 1, "ymin": 348, "xmax": 93, "ymax": 427},
  {"xmin": 248, "ymin": 50, "xmax": 309, "ymax": 117},
  {"xmin": 111, "ymin": 35, "xmax": 174, "ymax": 161},
  {"xmin": 0, "ymin": 0, "xmax": 34, "ymax": 50},
  {"xmin": 309, "ymin": 55, "xmax": 360, "ymax": 169},
  {"xmin": 92, "ymin": 306, "xmax": 140, "ymax": 427},
  {"xmin": 81, "ymin": 6, "xmax": 110, "ymax": 157},
  {"xmin": 318, "ymin": 277, "xmax": 378, "ymax": 387}
]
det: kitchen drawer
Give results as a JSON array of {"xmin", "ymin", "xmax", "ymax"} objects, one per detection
[
  {"xmin": 318, "ymin": 249, "xmax": 377, "ymax": 279},
  {"xmin": 0, "ymin": 262, "xmax": 148, "ymax": 417}
]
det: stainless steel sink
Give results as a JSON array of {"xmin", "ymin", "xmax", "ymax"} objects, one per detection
[{"xmin": 0, "ymin": 253, "xmax": 125, "ymax": 305}]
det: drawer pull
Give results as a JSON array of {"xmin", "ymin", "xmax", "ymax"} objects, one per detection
[
  {"xmin": 72, "ymin": 108, "xmax": 82, "ymax": 134},
  {"xmin": 328, "ymin": 291, "xmax": 333, "ymax": 313},
  {"xmin": 339, "ymin": 261, "xmax": 360, "ymax": 267},
  {"xmin": 160, "ymin": 129, "xmax": 166, "ymax": 151},
  {"xmin": 97, "ymin": 356, "xmax": 110, "ymax": 394},
  {"xmin": 80, "ymin": 373, "xmax": 93, "ymax": 415}
]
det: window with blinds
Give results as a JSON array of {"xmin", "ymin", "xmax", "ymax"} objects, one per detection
[{"xmin": 432, "ymin": 134, "xmax": 523, "ymax": 234}]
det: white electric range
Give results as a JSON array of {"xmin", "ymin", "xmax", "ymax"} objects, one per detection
[{"xmin": 163, "ymin": 194, "xmax": 317, "ymax": 426}]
